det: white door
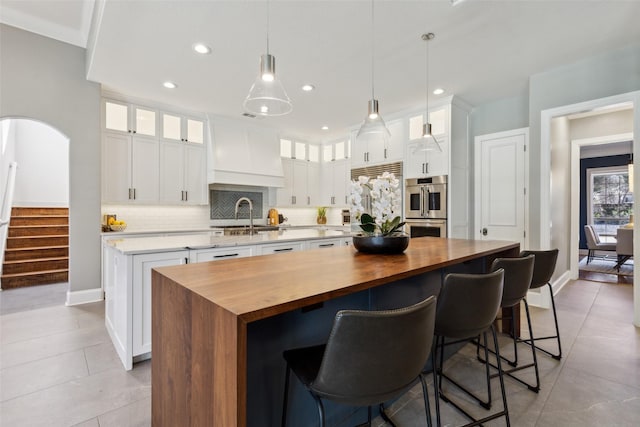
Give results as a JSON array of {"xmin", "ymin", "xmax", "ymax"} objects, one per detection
[{"xmin": 474, "ymin": 128, "xmax": 528, "ymax": 247}]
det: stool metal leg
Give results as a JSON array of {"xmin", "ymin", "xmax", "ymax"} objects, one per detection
[
  {"xmin": 281, "ymin": 364, "xmax": 290, "ymax": 427},
  {"xmin": 522, "ymin": 283, "xmax": 562, "ymax": 360}
]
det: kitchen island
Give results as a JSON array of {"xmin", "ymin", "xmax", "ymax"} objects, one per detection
[{"xmin": 151, "ymin": 237, "xmax": 519, "ymax": 426}]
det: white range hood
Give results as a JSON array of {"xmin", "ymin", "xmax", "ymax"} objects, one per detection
[{"xmin": 208, "ymin": 116, "xmax": 284, "ymax": 188}]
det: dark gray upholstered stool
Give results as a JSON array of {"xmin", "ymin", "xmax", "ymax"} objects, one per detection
[
  {"xmin": 433, "ymin": 269, "xmax": 510, "ymax": 427},
  {"xmin": 477, "ymin": 255, "xmax": 540, "ymax": 396},
  {"xmin": 520, "ymin": 249, "xmax": 562, "ymax": 360},
  {"xmin": 281, "ymin": 295, "xmax": 437, "ymax": 427}
]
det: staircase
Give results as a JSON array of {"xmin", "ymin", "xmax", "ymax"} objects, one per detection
[{"xmin": 1, "ymin": 207, "xmax": 69, "ymax": 289}]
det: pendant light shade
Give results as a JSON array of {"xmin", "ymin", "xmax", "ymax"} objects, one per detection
[
  {"xmin": 357, "ymin": 0, "xmax": 390, "ymax": 144},
  {"xmin": 357, "ymin": 99, "xmax": 391, "ymax": 142},
  {"xmin": 413, "ymin": 33, "xmax": 442, "ymax": 153},
  {"xmin": 243, "ymin": 1, "xmax": 292, "ymax": 116}
]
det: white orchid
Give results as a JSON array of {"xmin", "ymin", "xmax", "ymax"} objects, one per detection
[{"xmin": 349, "ymin": 172, "xmax": 405, "ymax": 236}]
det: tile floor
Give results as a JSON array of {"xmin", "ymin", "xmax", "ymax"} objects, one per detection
[{"xmin": 0, "ymin": 279, "xmax": 638, "ymax": 426}]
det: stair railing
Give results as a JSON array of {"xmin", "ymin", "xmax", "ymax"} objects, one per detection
[{"xmin": 1, "ymin": 162, "xmax": 18, "ymax": 283}]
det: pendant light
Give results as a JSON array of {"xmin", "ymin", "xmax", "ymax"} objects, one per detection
[
  {"xmin": 243, "ymin": 0, "xmax": 292, "ymax": 116},
  {"xmin": 356, "ymin": 0, "xmax": 390, "ymax": 144},
  {"xmin": 414, "ymin": 33, "xmax": 442, "ymax": 153}
]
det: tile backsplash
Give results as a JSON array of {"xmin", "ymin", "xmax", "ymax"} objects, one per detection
[
  {"xmin": 101, "ymin": 205, "xmax": 210, "ymax": 231},
  {"xmin": 210, "ymin": 189, "xmax": 263, "ymax": 220}
]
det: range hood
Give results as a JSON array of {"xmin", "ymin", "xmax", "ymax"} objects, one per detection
[{"xmin": 208, "ymin": 116, "xmax": 284, "ymax": 187}]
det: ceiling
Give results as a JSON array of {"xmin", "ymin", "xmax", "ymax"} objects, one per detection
[{"xmin": 2, "ymin": 0, "xmax": 639, "ymax": 142}]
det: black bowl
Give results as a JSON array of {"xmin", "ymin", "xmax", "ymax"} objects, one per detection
[{"xmin": 352, "ymin": 234, "xmax": 410, "ymax": 254}]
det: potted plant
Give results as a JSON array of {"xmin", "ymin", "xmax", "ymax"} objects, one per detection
[
  {"xmin": 317, "ymin": 206, "xmax": 327, "ymax": 224},
  {"xmin": 349, "ymin": 172, "xmax": 408, "ymax": 253}
]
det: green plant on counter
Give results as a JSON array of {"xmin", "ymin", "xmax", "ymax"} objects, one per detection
[{"xmin": 317, "ymin": 206, "xmax": 327, "ymax": 218}]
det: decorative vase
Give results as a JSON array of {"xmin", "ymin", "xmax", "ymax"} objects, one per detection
[
  {"xmin": 352, "ymin": 234, "xmax": 410, "ymax": 254},
  {"xmin": 317, "ymin": 216, "xmax": 327, "ymax": 225}
]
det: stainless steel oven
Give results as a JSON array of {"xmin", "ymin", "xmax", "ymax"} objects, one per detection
[
  {"xmin": 405, "ymin": 219, "xmax": 447, "ymax": 238},
  {"xmin": 405, "ymin": 176, "xmax": 447, "ymax": 220}
]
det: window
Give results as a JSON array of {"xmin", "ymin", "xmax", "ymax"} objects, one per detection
[{"xmin": 587, "ymin": 166, "xmax": 633, "ymax": 237}]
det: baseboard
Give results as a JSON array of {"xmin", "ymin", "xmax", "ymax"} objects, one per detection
[
  {"xmin": 527, "ymin": 270, "xmax": 571, "ymax": 309},
  {"xmin": 66, "ymin": 288, "xmax": 104, "ymax": 306}
]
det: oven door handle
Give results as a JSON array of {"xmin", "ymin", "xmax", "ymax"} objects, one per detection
[{"xmin": 420, "ymin": 187, "xmax": 426, "ymax": 217}]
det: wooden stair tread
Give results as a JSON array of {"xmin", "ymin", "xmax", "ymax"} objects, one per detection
[
  {"xmin": 5, "ymin": 245, "xmax": 69, "ymax": 252},
  {"xmin": 7, "ymin": 235, "xmax": 69, "ymax": 239},
  {"xmin": 3, "ymin": 256, "xmax": 69, "ymax": 265},
  {"xmin": 9, "ymin": 224, "xmax": 69, "ymax": 228},
  {"xmin": 1, "ymin": 268, "xmax": 69, "ymax": 278}
]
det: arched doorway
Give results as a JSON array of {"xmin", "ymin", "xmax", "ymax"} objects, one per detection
[{"xmin": 0, "ymin": 117, "xmax": 70, "ymax": 290}]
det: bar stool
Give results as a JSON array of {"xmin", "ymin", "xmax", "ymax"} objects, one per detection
[
  {"xmin": 477, "ymin": 255, "xmax": 540, "ymax": 396},
  {"xmin": 520, "ymin": 249, "xmax": 562, "ymax": 360},
  {"xmin": 433, "ymin": 269, "xmax": 510, "ymax": 427},
  {"xmin": 281, "ymin": 295, "xmax": 437, "ymax": 427}
]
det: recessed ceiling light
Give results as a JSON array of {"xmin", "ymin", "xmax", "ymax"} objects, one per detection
[
  {"xmin": 321, "ymin": 126, "xmax": 329, "ymax": 130},
  {"xmin": 163, "ymin": 81, "xmax": 177, "ymax": 89},
  {"xmin": 193, "ymin": 43, "xmax": 211, "ymax": 54},
  {"xmin": 433, "ymin": 88, "xmax": 445, "ymax": 95},
  {"xmin": 302, "ymin": 84, "xmax": 315, "ymax": 92}
]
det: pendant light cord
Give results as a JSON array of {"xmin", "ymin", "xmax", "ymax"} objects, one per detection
[
  {"xmin": 266, "ymin": 0, "xmax": 270, "ymax": 54},
  {"xmin": 425, "ymin": 35, "xmax": 429, "ymax": 117},
  {"xmin": 371, "ymin": 0, "xmax": 375, "ymax": 99}
]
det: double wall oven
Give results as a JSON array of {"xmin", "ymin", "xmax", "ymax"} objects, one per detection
[{"xmin": 404, "ymin": 175, "xmax": 447, "ymax": 238}]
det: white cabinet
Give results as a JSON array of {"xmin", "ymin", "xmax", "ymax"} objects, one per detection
[
  {"xmin": 258, "ymin": 241, "xmax": 305, "ymax": 255},
  {"xmin": 132, "ymin": 251, "xmax": 188, "ymax": 357},
  {"xmin": 102, "ymin": 132, "xmax": 159, "ymax": 203},
  {"xmin": 103, "ymin": 99, "xmax": 157, "ymax": 137},
  {"xmin": 277, "ymin": 159, "xmax": 320, "ymax": 207},
  {"xmin": 161, "ymin": 113, "xmax": 204, "ymax": 144},
  {"xmin": 210, "ymin": 117, "xmax": 283, "ymax": 187},
  {"xmin": 405, "ymin": 107, "xmax": 450, "ymax": 179},
  {"xmin": 104, "ymin": 247, "xmax": 188, "ymax": 370},
  {"xmin": 160, "ymin": 141, "xmax": 206, "ymax": 204},
  {"xmin": 189, "ymin": 246, "xmax": 254, "ymax": 262},
  {"xmin": 321, "ymin": 159, "xmax": 350, "ymax": 207},
  {"xmin": 352, "ymin": 119, "xmax": 404, "ymax": 167},
  {"xmin": 306, "ymin": 238, "xmax": 345, "ymax": 250},
  {"xmin": 405, "ymin": 137, "xmax": 449, "ymax": 178}
]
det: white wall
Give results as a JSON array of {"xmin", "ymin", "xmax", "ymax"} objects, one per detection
[
  {"xmin": 12, "ymin": 119, "xmax": 69, "ymax": 206},
  {"xmin": 1, "ymin": 24, "xmax": 101, "ymax": 301}
]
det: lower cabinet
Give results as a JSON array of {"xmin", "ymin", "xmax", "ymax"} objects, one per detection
[
  {"xmin": 258, "ymin": 241, "xmax": 305, "ymax": 255},
  {"xmin": 104, "ymin": 248, "xmax": 188, "ymax": 370},
  {"xmin": 189, "ymin": 246, "xmax": 254, "ymax": 262},
  {"xmin": 306, "ymin": 238, "xmax": 347, "ymax": 250}
]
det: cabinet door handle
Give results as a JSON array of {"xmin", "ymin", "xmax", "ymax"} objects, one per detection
[
  {"xmin": 274, "ymin": 247, "xmax": 294, "ymax": 252},
  {"xmin": 307, "ymin": 196, "xmax": 310, "ymax": 205},
  {"xmin": 184, "ymin": 258, "xmax": 189, "ymax": 264},
  {"xmin": 133, "ymin": 188, "xmax": 136, "ymax": 199},
  {"xmin": 214, "ymin": 253, "xmax": 239, "ymax": 259},
  {"xmin": 132, "ymin": 130, "xmax": 136, "ymax": 134},
  {"xmin": 292, "ymin": 196, "xmax": 296, "ymax": 205},
  {"xmin": 184, "ymin": 191, "xmax": 188, "ymax": 201},
  {"xmin": 384, "ymin": 148, "xmax": 387, "ymax": 159},
  {"xmin": 426, "ymin": 163, "xmax": 429, "ymax": 174},
  {"xmin": 128, "ymin": 188, "xmax": 132, "ymax": 199},
  {"xmin": 319, "ymin": 243, "xmax": 334, "ymax": 248}
]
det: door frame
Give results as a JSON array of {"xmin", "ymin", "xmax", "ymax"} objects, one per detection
[
  {"xmin": 569, "ymin": 133, "xmax": 633, "ymax": 279},
  {"xmin": 541, "ymin": 90, "xmax": 640, "ymax": 327},
  {"xmin": 474, "ymin": 127, "xmax": 530, "ymax": 248}
]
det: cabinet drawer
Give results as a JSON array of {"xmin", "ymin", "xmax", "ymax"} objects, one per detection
[
  {"xmin": 259, "ymin": 242, "xmax": 305, "ymax": 255},
  {"xmin": 306, "ymin": 238, "xmax": 344, "ymax": 250},
  {"xmin": 191, "ymin": 246, "xmax": 254, "ymax": 262}
]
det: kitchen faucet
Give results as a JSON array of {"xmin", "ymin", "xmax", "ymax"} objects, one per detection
[{"xmin": 234, "ymin": 197, "xmax": 254, "ymax": 235}]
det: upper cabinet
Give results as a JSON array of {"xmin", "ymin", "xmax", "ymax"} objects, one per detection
[
  {"xmin": 161, "ymin": 113, "xmax": 204, "ymax": 144},
  {"xmin": 351, "ymin": 118, "xmax": 404, "ymax": 167},
  {"xmin": 104, "ymin": 99, "xmax": 158, "ymax": 137},
  {"xmin": 102, "ymin": 96, "xmax": 208, "ymax": 205},
  {"xmin": 276, "ymin": 139, "xmax": 321, "ymax": 207},
  {"xmin": 405, "ymin": 106, "xmax": 450, "ymax": 179},
  {"xmin": 209, "ymin": 117, "xmax": 283, "ymax": 187}
]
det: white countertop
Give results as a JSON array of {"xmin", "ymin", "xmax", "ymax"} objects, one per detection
[{"xmin": 105, "ymin": 228, "xmax": 351, "ymax": 255}]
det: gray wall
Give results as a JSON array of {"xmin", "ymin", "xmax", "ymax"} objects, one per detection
[
  {"xmin": 470, "ymin": 94, "xmax": 529, "ymax": 138},
  {"xmin": 0, "ymin": 24, "xmax": 101, "ymax": 295},
  {"xmin": 528, "ymin": 43, "xmax": 640, "ymax": 248}
]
